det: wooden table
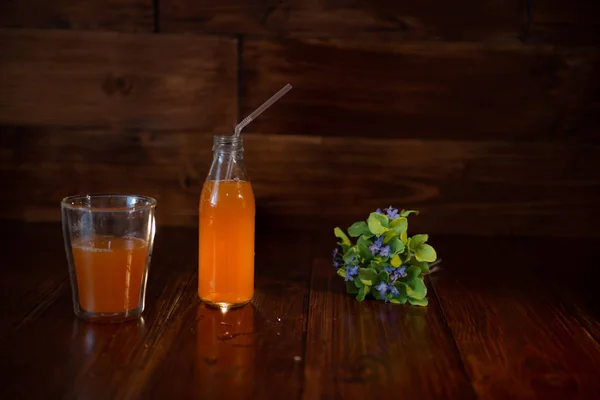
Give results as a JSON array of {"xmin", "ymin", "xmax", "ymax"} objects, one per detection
[{"xmin": 1, "ymin": 222, "xmax": 599, "ymax": 399}]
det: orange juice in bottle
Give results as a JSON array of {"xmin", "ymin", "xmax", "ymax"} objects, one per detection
[{"xmin": 199, "ymin": 135, "xmax": 255, "ymax": 308}]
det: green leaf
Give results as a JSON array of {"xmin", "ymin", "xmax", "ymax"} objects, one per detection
[
  {"xmin": 409, "ymin": 234, "xmax": 428, "ymax": 251},
  {"xmin": 408, "ymin": 297, "xmax": 428, "ymax": 306},
  {"xmin": 357, "ymin": 244, "xmax": 373, "ymax": 263},
  {"xmin": 367, "ymin": 212, "xmax": 389, "ymax": 235},
  {"xmin": 400, "ymin": 209, "xmax": 419, "ymax": 217},
  {"xmin": 358, "ymin": 268, "xmax": 378, "ymax": 286},
  {"xmin": 334, "ymin": 227, "xmax": 351, "ymax": 247},
  {"xmin": 410, "ymin": 259, "xmax": 430, "ymax": 274},
  {"xmin": 390, "ymin": 217, "xmax": 408, "ymax": 235},
  {"xmin": 405, "ymin": 266, "xmax": 421, "ymax": 281},
  {"xmin": 372, "ymin": 288, "xmax": 383, "ymax": 300},
  {"xmin": 378, "ymin": 270, "xmax": 390, "ymax": 283},
  {"xmin": 391, "ymin": 293, "xmax": 408, "ymax": 304},
  {"xmin": 336, "ymin": 268, "xmax": 346, "ymax": 278},
  {"xmin": 354, "ymin": 278, "xmax": 364, "ymax": 288},
  {"xmin": 400, "ymin": 231, "xmax": 408, "ymax": 244},
  {"xmin": 348, "ymin": 221, "xmax": 370, "ymax": 237},
  {"xmin": 407, "ymin": 277, "xmax": 427, "ymax": 300},
  {"xmin": 346, "ymin": 280, "xmax": 358, "ymax": 294},
  {"xmin": 356, "ymin": 285, "xmax": 370, "ymax": 301},
  {"xmin": 393, "ymin": 281, "xmax": 409, "ymax": 297},
  {"xmin": 414, "ymin": 244, "xmax": 437, "ymax": 263},
  {"xmin": 383, "ymin": 217, "xmax": 408, "ymax": 244},
  {"xmin": 343, "ymin": 246, "xmax": 359, "ymax": 263},
  {"xmin": 390, "ymin": 254, "xmax": 401, "ymax": 267},
  {"xmin": 357, "ymin": 235, "xmax": 372, "ymax": 248},
  {"xmin": 389, "ymin": 237, "xmax": 405, "ymax": 257},
  {"xmin": 369, "ymin": 259, "xmax": 381, "ymax": 271}
]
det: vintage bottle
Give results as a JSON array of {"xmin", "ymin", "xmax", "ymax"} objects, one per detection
[{"xmin": 198, "ymin": 135, "xmax": 255, "ymax": 308}]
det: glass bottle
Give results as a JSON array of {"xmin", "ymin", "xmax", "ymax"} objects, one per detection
[{"xmin": 198, "ymin": 135, "xmax": 255, "ymax": 309}]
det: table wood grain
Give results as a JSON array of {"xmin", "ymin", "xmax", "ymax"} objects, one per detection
[{"xmin": 1, "ymin": 221, "xmax": 599, "ymax": 399}]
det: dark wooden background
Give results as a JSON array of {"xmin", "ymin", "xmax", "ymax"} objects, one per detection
[{"xmin": 1, "ymin": 0, "xmax": 599, "ymax": 237}]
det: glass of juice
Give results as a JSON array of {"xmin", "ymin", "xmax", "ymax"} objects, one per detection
[
  {"xmin": 199, "ymin": 135, "xmax": 255, "ymax": 309},
  {"xmin": 61, "ymin": 194, "xmax": 156, "ymax": 323}
]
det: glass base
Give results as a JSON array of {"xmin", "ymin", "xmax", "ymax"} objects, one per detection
[
  {"xmin": 199, "ymin": 297, "xmax": 251, "ymax": 311},
  {"xmin": 75, "ymin": 306, "xmax": 144, "ymax": 323}
]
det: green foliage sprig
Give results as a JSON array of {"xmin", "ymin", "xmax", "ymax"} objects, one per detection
[{"xmin": 332, "ymin": 207, "xmax": 437, "ymax": 306}]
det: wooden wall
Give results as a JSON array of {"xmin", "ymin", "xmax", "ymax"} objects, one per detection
[{"xmin": 1, "ymin": 1, "xmax": 599, "ymax": 238}]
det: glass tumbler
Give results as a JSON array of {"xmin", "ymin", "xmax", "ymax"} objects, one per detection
[{"xmin": 61, "ymin": 194, "xmax": 157, "ymax": 322}]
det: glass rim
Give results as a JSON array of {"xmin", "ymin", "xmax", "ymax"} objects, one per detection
[{"xmin": 61, "ymin": 193, "xmax": 157, "ymax": 212}]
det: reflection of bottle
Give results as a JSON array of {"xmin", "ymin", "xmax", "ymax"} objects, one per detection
[
  {"xmin": 196, "ymin": 304, "xmax": 255, "ymax": 399},
  {"xmin": 199, "ymin": 135, "xmax": 255, "ymax": 308}
]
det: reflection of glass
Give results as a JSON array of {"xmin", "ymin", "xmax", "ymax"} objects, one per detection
[
  {"xmin": 196, "ymin": 303, "xmax": 255, "ymax": 399},
  {"xmin": 69, "ymin": 318, "xmax": 146, "ymax": 397},
  {"xmin": 61, "ymin": 194, "xmax": 156, "ymax": 322}
]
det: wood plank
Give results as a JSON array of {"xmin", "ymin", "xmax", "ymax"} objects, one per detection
[
  {"xmin": 136, "ymin": 229, "xmax": 313, "ymax": 398},
  {"xmin": 161, "ymin": 0, "xmax": 526, "ymax": 42},
  {"xmin": 529, "ymin": 0, "xmax": 600, "ymax": 45},
  {"xmin": 0, "ymin": 221, "xmax": 67, "ymax": 339},
  {"xmin": 303, "ymin": 258, "xmax": 474, "ymax": 399},
  {"xmin": 0, "ymin": 0, "xmax": 153, "ymax": 32},
  {"xmin": 2, "ymin": 129, "xmax": 599, "ymax": 237},
  {"xmin": 0, "ymin": 29, "xmax": 237, "ymax": 130},
  {"xmin": 431, "ymin": 236, "xmax": 600, "ymax": 398},
  {"xmin": 527, "ymin": 236, "xmax": 600, "ymax": 344},
  {"xmin": 241, "ymin": 39, "xmax": 600, "ymax": 140},
  {"xmin": 0, "ymin": 225, "xmax": 197, "ymax": 398}
]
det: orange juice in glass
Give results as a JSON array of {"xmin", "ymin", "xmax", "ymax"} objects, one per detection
[
  {"xmin": 199, "ymin": 135, "xmax": 255, "ymax": 308},
  {"xmin": 61, "ymin": 194, "xmax": 156, "ymax": 322}
]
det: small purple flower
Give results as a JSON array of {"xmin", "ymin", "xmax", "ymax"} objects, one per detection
[
  {"xmin": 383, "ymin": 265, "xmax": 395, "ymax": 274},
  {"xmin": 389, "ymin": 284, "xmax": 400, "ymax": 297},
  {"xmin": 345, "ymin": 264, "xmax": 359, "ymax": 281},
  {"xmin": 379, "ymin": 245, "xmax": 391, "ymax": 258},
  {"xmin": 375, "ymin": 208, "xmax": 384, "ymax": 214},
  {"xmin": 375, "ymin": 281, "xmax": 387, "ymax": 298},
  {"xmin": 332, "ymin": 247, "xmax": 343, "ymax": 268},
  {"xmin": 368, "ymin": 236, "xmax": 384, "ymax": 256},
  {"xmin": 398, "ymin": 265, "xmax": 407, "ymax": 277},
  {"xmin": 384, "ymin": 206, "xmax": 399, "ymax": 220}
]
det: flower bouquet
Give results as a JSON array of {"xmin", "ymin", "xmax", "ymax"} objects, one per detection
[{"xmin": 333, "ymin": 207, "xmax": 437, "ymax": 306}]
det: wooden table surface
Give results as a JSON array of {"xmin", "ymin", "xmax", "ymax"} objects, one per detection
[{"xmin": 1, "ymin": 221, "xmax": 599, "ymax": 399}]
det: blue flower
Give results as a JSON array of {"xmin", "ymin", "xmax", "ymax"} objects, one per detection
[
  {"xmin": 345, "ymin": 264, "xmax": 359, "ymax": 281},
  {"xmin": 379, "ymin": 245, "xmax": 391, "ymax": 258},
  {"xmin": 389, "ymin": 284, "xmax": 400, "ymax": 297},
  {"xmin": 398, "ymin": 265, "xmax": 407, "ymax": 277},
  {"xmin": 368, "ymin": 243, "xmax": 378, "ymax": 256},
  {"xmin": 375, "ymin": 208, "xmax": 384, "ymax": 214},
  {"xmin": 369, "ymin": 236, "xmax": 384, "ymax": 256},
  {"xmin": 384, "ymin": 206, "xmax": 399, "ymax": 220},
  {"xmin": 375, "ymin": 281, "xmax": 387, "ymax": 298},
  {"xmin": 383, "ymin": 265, "xmax": 395, "ymax": 274},
  {"xmin": 332, "ymin": 247, "xmax": 343, "ymax": 268}
]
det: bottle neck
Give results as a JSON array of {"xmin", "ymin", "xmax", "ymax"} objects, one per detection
[
  {"xmin": 213, "ymin": 135, "xmax": 243, "ymax": 157},
  {"xmin": 207, "ymin": 135, "xmax": 248, "ymax": 181}
]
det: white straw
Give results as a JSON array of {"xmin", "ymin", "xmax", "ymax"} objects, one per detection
[
  {"xmin": 225, "ymin": 84, "xmax": 292, "ymax": 180},
  {"xmin": 234, "ymin": 84, "xmax": 292, "ymax": 136}
]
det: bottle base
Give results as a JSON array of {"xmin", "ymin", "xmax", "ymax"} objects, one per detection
[{"xmin": 199, "ymin": 297, "xmax": 251, "ymax": 311}]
